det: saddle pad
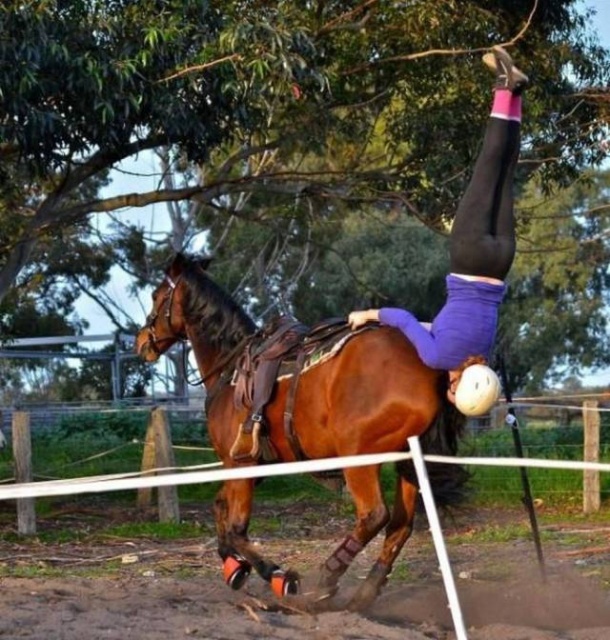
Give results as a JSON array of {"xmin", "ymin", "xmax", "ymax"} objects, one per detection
[{"xmin": 277, "ymin": 325, "xmax": 373, "ymax": 380}]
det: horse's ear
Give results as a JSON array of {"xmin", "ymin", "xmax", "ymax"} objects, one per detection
[
  {"xmin": 199, "ymin": 256, "xmax": 213, "ymax": 271},
  {"xmin": 169, "ymin": 252, "xmax": 211, "ymax": 274},
  {"xmin": 169, "ymin": 252, "xmax": 187, "ymax": 273}
]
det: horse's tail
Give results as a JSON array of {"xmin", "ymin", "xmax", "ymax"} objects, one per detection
[{"xmin": 396, "ymin": 392, "xmax": 471, "ymax": 509}]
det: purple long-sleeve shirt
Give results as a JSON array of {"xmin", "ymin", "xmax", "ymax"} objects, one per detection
[{"xmin": 379, "ymin": 275, "xmax": 506, "ymax": 370}]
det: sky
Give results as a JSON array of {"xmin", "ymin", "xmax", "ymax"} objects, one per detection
[
  {"xmin": 586, "ymin": 0, "xmax": 610, "ymax": 43},
  {"xmin": 572, "ymin": 0, "xmax": 610, "ymax": 386},
  {"xmin": 74, "ymin": 2, "xmax": 610, "ymax": 382},
  {"xmin": 75, "ymin": 153, "xmax": 163, "ymax": 339}
]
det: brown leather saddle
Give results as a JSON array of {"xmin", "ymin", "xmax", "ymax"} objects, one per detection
[{"xmin": 229, "ymin": 316, "xmax": 363, "ymax": 463}]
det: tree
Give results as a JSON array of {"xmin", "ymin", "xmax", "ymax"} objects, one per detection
[
  {"xmin": 1, "ymin": 0, "xmax": 609, "ymax": 308},
  {"xmin": 2, "ymin": 1, "xmax": 610, "ymax": 398},
  {"xmin": 70, "ymin": 346, "xmax": 152, "ymax": 401},
  {"xmin": 290, "ymin": 209, "xmax": 449, "ymax": 324},
  {"xmin": 498, "ymin": 169, "xmax": 610, "ymax": 392}
]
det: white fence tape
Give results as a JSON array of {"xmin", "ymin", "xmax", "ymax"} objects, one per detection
[
  {"xmin": 423, "ymin": 455, "xmax": 610, "ymax": 472},
  {"xmin": 1, "ymin": 449, "xmax": 610, "ymax": 501},
  {"xmin": 509, "ymin": 401, "xmax": 610, "ymax": 412},
  {"xmin": 0, "ymin": 452, "xmax": 412, "ymax": 500}
]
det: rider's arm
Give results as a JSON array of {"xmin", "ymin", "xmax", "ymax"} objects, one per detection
[{"xmin": 378, "ymin": 308, "xmax": 441, "ymax": 369}]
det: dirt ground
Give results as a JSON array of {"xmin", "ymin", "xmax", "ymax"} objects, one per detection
[{"xmin": 1, "ymin": 500, "xmax": 610, "ymax": 640}]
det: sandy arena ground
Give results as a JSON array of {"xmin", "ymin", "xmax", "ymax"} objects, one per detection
[{"xmin": 1, "ymin": 502, "xmax": 610, "ymax": 640}]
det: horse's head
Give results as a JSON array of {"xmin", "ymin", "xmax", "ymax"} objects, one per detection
[{"xmin": 135, "ymin": 253, "xmax": 211, "ymax": 362}]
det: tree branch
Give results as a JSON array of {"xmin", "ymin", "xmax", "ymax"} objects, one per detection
[
  {"xmin": 157, "ymin": 54, "xmax": 241, "ymax": 83},
  {"xmin": 341, "ymin": 0, "xmax": 539, "ymax": 76}
]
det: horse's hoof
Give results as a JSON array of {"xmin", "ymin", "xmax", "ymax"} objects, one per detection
[
  {"xmin": 346, "ymin": 584, "xmax": 380, "ymax": 611},
  {"xmin": 271, "ymin": 569, "xmax": 300, "ymax": 598},
  {"xmin": 304, "ymin": 590, "xmax": 342, "ymax": 613},
  {"xmin": 346, "ymin": 596, "xmax": 372, "ymax": 612},
  {"xmin": 223, "ymin": 554, "xmax": 251, "ymax": 590},
  {"xmin": 315, "ymin": 585, "xmax": 338, "ymax": 602}
]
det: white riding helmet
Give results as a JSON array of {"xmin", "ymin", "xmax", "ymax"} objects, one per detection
[{"xmin": 454, "ymin": 364, "xmax": 501, "ymax": 416}]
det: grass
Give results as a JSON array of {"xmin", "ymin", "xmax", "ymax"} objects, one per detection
[
  {"xmin": 113, "ymin": 520, "xmax": 207, "ymax": 538},
  {"xmin": 2, "ymin": 412, "xmax": 610, "ymax": 557},
  {"xmin": 459, "ymin": 422, "xmax": 610, "ymax": 507},
  {"xmin": 448, "ymin": 522, "xmax": 534, "ymax": 545}
]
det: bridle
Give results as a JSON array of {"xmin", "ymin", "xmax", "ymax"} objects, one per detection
[
  {"xmin": 143, "ymin": 274, "xmax": 184, "ymax": 357},
  {"xmin": 143, "ymin": 272, "xmax": 249, "ymax": 390}
]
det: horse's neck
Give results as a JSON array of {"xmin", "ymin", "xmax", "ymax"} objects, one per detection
[{"xmin": 185, "ymin": 327, "xmax": 237, "ymax": 387}]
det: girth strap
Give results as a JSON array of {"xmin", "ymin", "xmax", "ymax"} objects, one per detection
[{"xmin": 283, "ymin": 349, "xmax": 308, "ymax": 461}]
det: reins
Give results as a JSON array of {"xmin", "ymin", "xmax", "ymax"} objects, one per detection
[
  {"xmin": 181, "ymin": 336, "xmax": 249, "ymax": 388},
  {"xmin": 162, "ymin": 273, "xmax": 251, "ymax": 389},
  {"xmin": 145, "ymin": 266, "xmax": 254, "ymax": 408}
]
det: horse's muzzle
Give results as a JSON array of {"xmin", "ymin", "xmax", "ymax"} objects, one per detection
[{"xmin": 135, "ymin": 332, "xmax": 160, "ymax": 363}]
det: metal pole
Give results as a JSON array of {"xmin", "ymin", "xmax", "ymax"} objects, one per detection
[
  {"xmin": 114, "ymin": 336, "xmax": 122, "ymax": 401},
  {"xmin": 498, "ymin": 356, "xmax": 546, "ymax": 579},
  {"xmin": 408, "ymin": 436, "xmax": 468, "ymax": 640}
]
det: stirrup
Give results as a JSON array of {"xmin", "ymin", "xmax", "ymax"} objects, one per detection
[{"xmin": 229, "ymin": 421, "xmax": 262, "ymax": 462}]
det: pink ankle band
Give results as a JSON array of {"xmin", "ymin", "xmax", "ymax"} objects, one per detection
[
  {"xmin": 509, "ymin": 95, "xmax": 522, "ymax": 122},
  {"xmin": 490, "ymin": 89, "xmax": 512, "ymax": 120}
]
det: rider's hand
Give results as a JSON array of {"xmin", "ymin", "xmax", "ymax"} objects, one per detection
[{"xmin": 348, "ymin": 309, "xmax": 379, "ymax": 330}]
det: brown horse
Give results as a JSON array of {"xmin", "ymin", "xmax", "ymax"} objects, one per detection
[{"xmin": 135, "ymin": 252, "xmax": 465, "ymax": 610}]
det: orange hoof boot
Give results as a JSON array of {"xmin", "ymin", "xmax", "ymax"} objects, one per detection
[
  {"xmin": 223, "ymin": 554, "xmax": 251, "ymax": 590},
  {"xmin": 270, "ymin": 569, "xmax": 300, "ymax": 598}
]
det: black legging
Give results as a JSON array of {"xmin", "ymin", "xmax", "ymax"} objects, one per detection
[{"xmin": 449, "ymin": 118, "xmax": 520, "ymax": 280}]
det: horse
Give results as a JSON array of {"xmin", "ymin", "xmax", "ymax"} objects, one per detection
[{"xmin": 135, "ymin": 252, "xmax": 466, "ymax": 611}]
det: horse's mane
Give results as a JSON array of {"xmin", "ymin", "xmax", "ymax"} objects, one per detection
[{"xmin": 180, "ymin": 256, "xmax": 257, "ymax": 350}]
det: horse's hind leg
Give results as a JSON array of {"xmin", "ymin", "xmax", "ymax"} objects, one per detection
[
  {"xmin": 315, "ymin": 465, "xmax": 389, "ymax": 602},
  {"xmin": 214, "ymin": 479, "xmax": 299, "ymax": 596},
  {"xmin": 346, "ymin": 475, "xmax": 418, "ymax": 611}
]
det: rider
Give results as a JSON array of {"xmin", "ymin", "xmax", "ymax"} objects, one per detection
[{"xmin": 348, "ymin": 46, "xmax": 528, "ymax": 416}]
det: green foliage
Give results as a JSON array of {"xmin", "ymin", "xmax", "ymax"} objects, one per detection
[
  {"xmin": 1, "ymin": 0, "xmax": 610, "ymax": 399},
  {"xmin": 292, "ymin": 211, "xmax": 449, "ymax": 323},
  {"xmin": 38, "ymin": 410, "xmax": 207, "ymax": 446},
  {"xmin": 1, "ymin": 0, "xmax": 233, "ymax": 169},
  {"xmin": 49, "ymin": 411, "xmax": 151, "ymax": 442},
  {"xmin": 202, "ymin": 205, "xmax": 450, "ymax": 326},
  {"xmin": 498, "ymin": 170, "xmax": 610, "ymax": 392},
  {"xmin": 465, "ymin": 423, "xmax": 610, "ymax": 458}
]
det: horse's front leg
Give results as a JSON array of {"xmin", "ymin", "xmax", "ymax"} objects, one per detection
[
  {"xmin": 214, "ymin": 478, "xmax": 300, "ymax": 597},
  {"xmin": 314, "ymin": 465, "xmax": 389, "ymax": 605},
  {"xmin": 347, "ymin": 475, "xmax": 419, "ymax": 611}
]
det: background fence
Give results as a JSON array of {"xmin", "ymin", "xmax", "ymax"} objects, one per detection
[{"xmin": 1, "ymin": 395, "xmax": 610, "ymax": 532}]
